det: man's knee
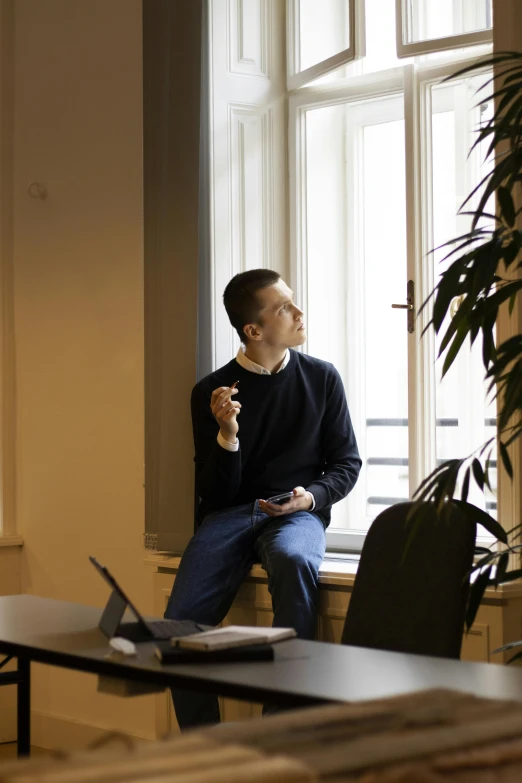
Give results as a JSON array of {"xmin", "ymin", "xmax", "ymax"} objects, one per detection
[{"xmin": 270, "ymin": 548, "xmax": 320, "ymax": 580}]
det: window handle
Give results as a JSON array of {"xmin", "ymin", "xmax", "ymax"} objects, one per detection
[{"xmin": 391, "ymin": 280, "xmax": 415, "ymax": 333}]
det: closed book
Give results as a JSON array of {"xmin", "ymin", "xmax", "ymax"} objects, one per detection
[
  {"xmin": 172, "ymin": 625, "xmax": 297, "ymax": 651},
  {"xmin": 155, "ymin": 642, "xmax": 274, "ymax": 664}
]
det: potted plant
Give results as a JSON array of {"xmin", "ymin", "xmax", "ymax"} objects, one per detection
[{"xmin": 412, "ymin": 51, "xmax": 522, "ymax": 660}]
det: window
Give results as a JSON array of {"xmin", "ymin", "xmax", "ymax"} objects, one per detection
[
  {"xmin": 286, "ymin": 0, "xmax": 358, "ymax": 89},
  {"xmin": 289, "ymin": 1, "xmax": 495, "ymax": 551},
  {"xmin": 396, "ymin": 0, "xmax": 493, "ymax": 57},
  {"xmin": 207, "ymin": 0, "xmax": 497, "ymax": 554}
]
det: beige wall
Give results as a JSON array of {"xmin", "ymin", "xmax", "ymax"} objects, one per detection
[{"xmin": 11, "ymin": 0, "xmax": 157, "ymax": 744}]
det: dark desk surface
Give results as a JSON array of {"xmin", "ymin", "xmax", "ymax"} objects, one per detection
[{"xmin": 1, "ymin": 594, "xmax": 522, "ymax": 708}]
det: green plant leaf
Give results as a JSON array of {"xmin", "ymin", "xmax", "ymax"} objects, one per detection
[
  {"xmin": 466, "ymin": 565, "xmax": 493, "ymax": 630},
  {"xmin": 412, "ymin": 461, "xmax": 456, "ymax": 498},
  {"xmin": 494, "ymin": 567, "xmax": 522, "ymax": 585},
  {"xmin": 500, "ymin": 441, "xmax": 514, "ymax": 479},
  {"xmin": 452, "ymin": 500, "xmax": 508, "ymax": 543},
  {"xmin": 460, "ymin": 467, "xmax": 470, "ymax": 502},
  {"xmin": 484, "ymin": 457, "xmax": 494, "ymax": 492},
  {"xmin": 474, "ymin": 545, "xmax": 494, "ymax": 555},
  {"xmin": 507, "ymin": 649, "xmax": 522, "ymax": 665},
  {"xmin": 494, "ymin": 552, "xmax": 510, "ymax": 586},
  {"xmin": 434, "ymin": 463, "xmax": 460, "ymax": 513},
  {"xmin": 414, "ymin": 54, "xmax": 522, "ymax": 639},
  {"xmin": 497, "ymin": 365, "xmax": 522, "ymax": 431},
  {"xmin": 471, "ymin": 458, "xmax": 485, "ymax": 490},
  {"xmin": 445, "ymin": 52, "xmax": 522, "ymax": 85},
  {"xmin": 442, "ymin": 321, "xmax": 469, "ymax": 377},
  {"xmin": 472, "ymin": 550, "xmax": 498, "ymax": 572},
  {"xmin": 509, "ymin": 291, "xmax": 518, "ymax": 314},
  {"xmin": 504, "ymin": 424, "xmax": 522, "ymax": 448},
  {"xmin": 498, "ymin": 186, "xmax": 516, "ymax": 226}
]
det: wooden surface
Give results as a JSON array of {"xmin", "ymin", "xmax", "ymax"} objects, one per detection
[{"xmin": 4, "ymin": 594, "xmax": 522, "ymax": 712}]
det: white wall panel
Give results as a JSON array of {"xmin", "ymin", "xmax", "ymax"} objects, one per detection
[
  {"xmin": 228, "ymin": 0, "xmax": 269, "ymax": 77},
  {"xmin": 229, "ymin": 105, "xmax": 273, "ymax": 273},
  {"xmin": 210, "ymin": 0, "xmax": 286, "ymax": 369}
]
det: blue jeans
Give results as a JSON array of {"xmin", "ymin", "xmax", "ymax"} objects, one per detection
[{"xmin": 164, "ymin": 500, "xmax": 326, "ymax": 729}]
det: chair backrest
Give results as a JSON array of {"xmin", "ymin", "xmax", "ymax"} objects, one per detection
[{"xmin": 341, "ymin": 502, "xmax": 476, "ymax": 659}]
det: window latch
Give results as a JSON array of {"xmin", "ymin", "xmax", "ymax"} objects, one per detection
[{"xmin": 391, "ymin": 279, "xmax": 415, "ymax": 334}]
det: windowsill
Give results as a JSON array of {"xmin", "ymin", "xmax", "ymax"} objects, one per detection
[
  {"xmin": 145, "ymin": 552, "xmax": 357, "ymax": 587},
  {"xmin": 145, "ymin": 551, "xmax": 522, "ymax": 600},
  {"xmin": 0, "ymin": 535, "xmax": 23, "ymax": 548}
]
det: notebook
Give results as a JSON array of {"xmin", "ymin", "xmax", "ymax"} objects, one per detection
[
  {"xmin": 171, "ymin": 625, "xmax": 296, "ymax": 651},
  {"xmin": 155, "ymin": 641, "xmax": 274, "ymax": 664}
]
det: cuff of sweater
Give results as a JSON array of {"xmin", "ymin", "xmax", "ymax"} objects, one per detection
[
  {"xmin": 217, "ymin": 432, "xmax": 239, "ymax": 452},
  {"xmin": 305, "ymin": 483, "xmax": 327, "ymax": 511}
]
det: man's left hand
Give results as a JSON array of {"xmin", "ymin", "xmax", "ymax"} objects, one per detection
[{"xmin": 258, "ymin": 486, "xmax": 313, "ymax": 517}]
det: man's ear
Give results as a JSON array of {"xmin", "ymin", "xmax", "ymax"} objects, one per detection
[{"xmin": 243, "ymin": 323, "xmax": 262, "ymax": 342}]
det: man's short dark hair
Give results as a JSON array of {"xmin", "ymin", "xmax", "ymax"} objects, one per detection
[{"xmin": 223, "ymin": 269, "xmax": 281, "ymax": 342}]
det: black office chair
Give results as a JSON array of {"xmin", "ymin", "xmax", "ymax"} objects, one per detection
[{"xmin": 341, "ymin": 501, "xmax": 476, "ymax": 659}]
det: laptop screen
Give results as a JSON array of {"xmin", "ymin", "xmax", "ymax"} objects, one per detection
[{"xmin": 89, "ymin": 555, "xmax": 149, "ymax": 630}]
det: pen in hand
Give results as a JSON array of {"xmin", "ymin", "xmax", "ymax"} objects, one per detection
[{"xmin": 211, "ymin": 381, "xmax": 241, "ymax": 442}]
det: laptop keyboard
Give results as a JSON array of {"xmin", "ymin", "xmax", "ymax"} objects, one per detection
[{"xmin": 147, "ymin": 619, "xmax": 202, "ymax": 640}]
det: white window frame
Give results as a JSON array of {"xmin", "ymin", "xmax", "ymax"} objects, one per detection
[
  {"xmin": 289, "ymin": 55, "xmax": 498, "ymax": 553},
  {"xmin": 289, "ymin": 71, "xmax": 405, "ymax": 553},
  {"xmin": 286, "ymin": 0, "xmax": 364, "ymax": 91},
  {"xmin": 395, "ymin": 0, "xmax": 492, "ymax": 58}
]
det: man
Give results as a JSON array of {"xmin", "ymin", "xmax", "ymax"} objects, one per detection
[{"xmin": 165, "ymin": 269, "xmax": 361, "ymax": 728}]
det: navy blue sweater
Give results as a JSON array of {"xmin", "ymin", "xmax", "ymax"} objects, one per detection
[{"xmin": 191, "ymin": 350, "xmax": 361, "ymax": 527}]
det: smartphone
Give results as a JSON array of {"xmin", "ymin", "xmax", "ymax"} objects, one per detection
[{"xmin": 266, "ymin": 492, "xmax": 294, "ymax": 506}]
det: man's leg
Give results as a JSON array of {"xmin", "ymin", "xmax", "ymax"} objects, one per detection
[
  {"xmin": 164, "ymin": 504, "xmax": 256, "ymax": 729},
  {"xmin": 255, "ymin": 510, "xmax": 325, "ymax": 716},
  {"xmin": 255, "ymin": 511, "xmax": 326, "ymax": 639}
]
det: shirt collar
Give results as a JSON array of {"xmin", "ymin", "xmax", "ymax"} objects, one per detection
[{"xmin": 236, "ymin": 347, "xmax": 290, "ymax": 375}]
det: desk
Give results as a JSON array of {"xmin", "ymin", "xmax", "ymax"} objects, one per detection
[{"xmin": 3, "ymin": 594, "xmax": 522, "ymax": 757}]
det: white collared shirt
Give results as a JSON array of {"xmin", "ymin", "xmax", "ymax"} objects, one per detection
[{"xmin": 235, "ymin": 346, "xmax": 291, "ymax": 376}]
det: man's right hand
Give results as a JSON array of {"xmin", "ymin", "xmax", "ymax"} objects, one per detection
[{"xmin": 211, "ymin": 385, "xmax": 241, "ymax": 444}]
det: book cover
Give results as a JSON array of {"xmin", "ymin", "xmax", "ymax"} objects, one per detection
[
  {"xmin": 171, "ymin": 625, "xmax": 297, "ymax": 651},
  {"xmin": 155, "ymin": 642, "xmax": 274, "ymax": 664}
]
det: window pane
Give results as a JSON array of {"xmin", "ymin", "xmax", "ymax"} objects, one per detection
[
  {"xmin": 404, "ymin": 0, "xmax": 492, "ymax": 44},
  {"xmin": 431, "ymin": 79, "xmax": 497, "ymax": 529},
  {"xmin": 303, "ymin": 95, "xmax": 407, "ymax": 531},
  {"xmin": 296, "ymin": 0, "xmax": 350, "ymax": 82},
  {"xmin": 363, "ymin": 0, "xmax": 406, "ymax": 74}
]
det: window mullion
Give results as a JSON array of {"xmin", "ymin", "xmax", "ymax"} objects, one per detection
[
  {"xmin": 345, "ymin": 116, "xmax": 367, "ymax": 529},
  {"xmin": 289, "ymin": 99, "xmax": 307, "ymax": 326},
  {"xmin": 285, "ymin": 0, "xmax": 301, "ymax": 84},
  {"xmin": 404, "ymin": 66, "xmax": 436, "ymax": 495}
]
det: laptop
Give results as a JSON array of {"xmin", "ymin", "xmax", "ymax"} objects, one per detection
[{"xmin": 89, "ymin": 555, "xmax": 205, "ymax": 642}]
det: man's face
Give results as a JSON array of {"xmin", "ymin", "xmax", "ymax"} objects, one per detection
[{"xmin": 247, "ymin": 279, "xmax": 306, "ymax": 349}]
